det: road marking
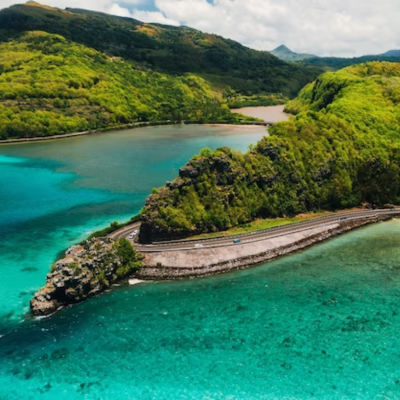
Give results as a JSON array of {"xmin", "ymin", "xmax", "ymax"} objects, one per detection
[{"xmin": 110, "ymin": 209, "xmax": 400, "ymax": 253}]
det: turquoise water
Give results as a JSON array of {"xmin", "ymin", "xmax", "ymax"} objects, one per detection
[
  {"xmin": 2, "ymin": 221, "xmax": 400, "ymax": 399},
  {"xmin": 2, "ymin": 125, "xmax": 400, "ymax": 399},
  {"xmin": 0, "ymin": 125, "xmax": 266, "ymax": 329}
]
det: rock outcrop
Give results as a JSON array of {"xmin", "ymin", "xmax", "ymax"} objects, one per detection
[{"xmin": 30, "ymin": 238, "xmax": 143, "ymax": 316}]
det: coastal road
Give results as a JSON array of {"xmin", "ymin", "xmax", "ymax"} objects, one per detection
[{"xmin": 110, "ymin": 208, "xmax": 400, "ymax": 253}]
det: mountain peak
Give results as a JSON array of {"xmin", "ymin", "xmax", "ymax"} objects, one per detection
[
  {"xmin": 273, "ymin": 44, "xmax": 293, "ymax": 53},
  {"xmin": 270, "ymin": 44, "xmax": 317, "ymax": 62}
]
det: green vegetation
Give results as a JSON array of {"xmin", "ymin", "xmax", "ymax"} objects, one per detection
[
  {"xmin": 114, "ymin": 238, "xmax": 142, "ymax": 277},
  {"xmin": 227, "ymin": 93, "xmax": 287, "ymax": 109},
  {"xmin": 139, "ymin": 62, "xmax": 400, "ymax": 242},
  {"xmin": 0, "ymin": 2, "xmax": 326, "ymax": 139},
  {"xmin": 98, "ymin": 269, "xmax": 107, "ymax": 285},
  {"xmin": 88, "ymin": 215, "xmax": 141, "ymax": 240},
  {"xmin": 86, "ymin": 237, "xmax": 142, "ymax": 282},
  {"xmin": 0, "ymin": 2, "xmax": 322, "ymax": 98},
  {"xmin": 88, "ymin": 222, "xmax": 121, "ymax": 240},
  {"xmin": 303, "ymin": 54, "xmax": 400, "ymax": 71},
  {"xmin": 0, "ymin": 31, "xmax": 250, "ymax": 139},
  {"xmin": 191, "ymin": 212, "xmax": 332, "ymax": 239}
]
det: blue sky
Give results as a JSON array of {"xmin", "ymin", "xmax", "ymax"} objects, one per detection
[{"xmin": 1, "ymin": 0, "xmax": 399, "ymax": 57}]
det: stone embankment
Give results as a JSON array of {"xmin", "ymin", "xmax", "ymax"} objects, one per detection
[
  {"xmin": 30, "ymin": 238, "xmax": 142, "ymax": 316},
  {"xmin": 137, "ymin": 216, "xmax": 390, "ymax": 280},
  {"xmin": 31, "ymin": 215, "xmax": 391, "ymax": 316}
]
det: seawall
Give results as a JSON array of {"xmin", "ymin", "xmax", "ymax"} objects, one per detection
[{"xmin": 136, "ymin": 216, "xmax": 390, "ymax": 280}]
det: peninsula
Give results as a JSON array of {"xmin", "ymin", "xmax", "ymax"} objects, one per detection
[{"xmin": 30, "ymin": 61, "xmax": 400, "ymax": 315}]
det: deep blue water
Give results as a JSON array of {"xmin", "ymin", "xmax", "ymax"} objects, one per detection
[{"xmin": 1, "ymin": 125, "xmax": 400, "ymax": 399}]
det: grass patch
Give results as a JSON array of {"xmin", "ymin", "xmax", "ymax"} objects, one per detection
[{"xmin": 190, "ymin": 212, "xmax": 333, "ymax": 239}]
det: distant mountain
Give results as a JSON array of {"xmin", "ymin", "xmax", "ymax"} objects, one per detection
[
  {"xmin": 270, "ymin": 45, "xmax": 317, "ymax": 62},
  {"xmin": 0, "ymin": 2, "xmax": 322, "ymax": 97},
  {"xmin": 305, "ymin": 53, "xmax": 400, "ymax": 71},
  {"xmin": 381, "ymin": 50, "xmax": 400, "ymax": 58},
  {"xmin": 271, "ymin": 44, "xmax": 400, "ymax": 71}
]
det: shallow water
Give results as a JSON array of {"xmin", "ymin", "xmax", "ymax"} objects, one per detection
[
  {"xmin": 2, "ymin": 122, "xmax": 400, "ymax": 399},
  {"xmin": 0, "ymin": 124, "xmax": 267, "ymax": 329},
  {"xmin": 2, "ymin": 220, "xmax": 400, "ymax": 399}
]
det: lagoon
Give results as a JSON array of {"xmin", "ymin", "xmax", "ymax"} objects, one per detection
[
  {"xmin": 1, "ymin": 122, "xmax": 400, "ymax": 399},
  {"xmin": 0, "ymin": 124, "xmax": 267, "ymax": 328}
]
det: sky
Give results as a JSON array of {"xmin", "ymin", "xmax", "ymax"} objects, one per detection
[{"xmin": 0, "ymin": 0, "xmax": 399, "ymax": 57}]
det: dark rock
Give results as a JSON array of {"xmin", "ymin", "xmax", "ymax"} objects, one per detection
[
  {"xmin": 30, "ymin": 238, "xmax": 142, "ymax": 316},
  {"xmin": 179, "ymin": 165, "xmax": 200, "ymax": 178},
  {"xmin": 260, "ymin": 144, "xmax": 280, "ymax": 160}
]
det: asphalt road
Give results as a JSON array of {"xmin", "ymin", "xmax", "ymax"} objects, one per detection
[{"xmin": 110, "ymin": 209, "xmax": 400, "ymax": 253}]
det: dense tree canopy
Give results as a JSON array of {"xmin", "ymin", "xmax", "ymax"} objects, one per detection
[
  {"xmin": 139, "ymin": 62, "xmax": 400, "ymax": 242},
  {"xmin": 0, "ymin": 31, "xmax": 243, "ymax": 139},
  {"xmin": 0, "ymin": 2, "xmax": 322, "ymax": 97}
]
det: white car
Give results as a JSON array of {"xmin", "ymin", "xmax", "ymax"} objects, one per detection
[
  {"xmin": 128, "ymin": 230, "xmax": 139, "ymax": 239},
  {"xmin": 194, "ymin": 243, "xmax": 203, "ymax": 248}
]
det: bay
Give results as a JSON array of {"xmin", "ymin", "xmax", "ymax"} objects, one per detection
[
  {"xmin": 1, "ymin": 121, "xmax": 400, "ymax": 399},
  {"xmin": 0, "ymin": 124, "xmax": 267, "ymax": 329}
]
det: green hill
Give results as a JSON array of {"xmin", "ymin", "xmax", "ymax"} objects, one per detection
[
  {"xmin": 139, "ymin": 62, "xmax": 400, "ymax": 243},
  {"xmin": 0, "ymin": 31, "xmax": 242, "ymax": 139},
  {"xmin": 0, "ymin": 2, "xmax": 322, "ymax": 97}
]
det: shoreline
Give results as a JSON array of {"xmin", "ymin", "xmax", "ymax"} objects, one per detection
[
  {"xmin": 30, "ymin": 215, "xmax": 392, "ymax": 316},
  {"xmin": 0, "ymin": 121, "xmax": 268, "ymax": 145},
  {"xmin": 136, "ymin": 216, "xmax": 390, "ymax": 280}
]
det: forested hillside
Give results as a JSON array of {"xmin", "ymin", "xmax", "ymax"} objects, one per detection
[
  {"xmin": 0, "ymin": 31, "xmax": 241, "ymax": 139},
  {"xmin": 0, "ymin": 2, "xmax": 322, "ymax": 96},
  {"xmin": 304, "ymin": 55, "xmax": 400, "ymax": 70},
  {"xmin": 139, "ymin": 62, "xmax": 400, "ymax": 243}
]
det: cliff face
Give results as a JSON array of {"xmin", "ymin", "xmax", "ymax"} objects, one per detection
[{"xmin": 30, "ymin": 238, "xmax": 143, "ymax": 316}]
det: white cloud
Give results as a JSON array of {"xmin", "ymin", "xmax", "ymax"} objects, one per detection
[
  {"xmin": 1, "ymin": 0, "xmax": 400, "ymax": 56},
  {"xmin": 108, "ymin": 3, "xmax": 131, "ymax": 17},
  {"xmin": 131, "ymin": 9, "xmax": 179, "ymax": 25},
  {"xmin": 150, "ymin": 0, "xmax": 400, "ymax": 56}
]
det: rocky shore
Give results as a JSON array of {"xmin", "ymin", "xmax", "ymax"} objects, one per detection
[
  {"xmin": 31, "ymin": 215, "xmax": 391, "ymax": 316},
  {"xmin": 30, "ymin": 237, "xmax": 142, "ymax": 316}
]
